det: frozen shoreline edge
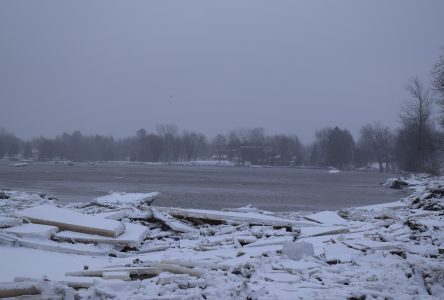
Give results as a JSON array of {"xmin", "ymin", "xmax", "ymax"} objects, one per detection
[{"xmin": 0, "ymin": 174, "xmax": 443, "ymax": 299}]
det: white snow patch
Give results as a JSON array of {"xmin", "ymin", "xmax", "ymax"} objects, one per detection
[
  {"xmin": 282, "ymin": 241, "xmax": 314, "ymax": 260},
  {"xmin": 304, "ymin": 211, "xmax": 348, "ymax": 225}
]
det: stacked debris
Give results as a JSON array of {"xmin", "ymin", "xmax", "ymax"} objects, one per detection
[
  {"xmin": 0, "ymin": 190, "xmax": 56, "ymax": 215},
  {"xmin": 383, "ymin": 177, "xmax": 409, "ymax": 189},
  {"xmin": 0, "ymin": 176, "xmax": 443, "ymax": 299}
]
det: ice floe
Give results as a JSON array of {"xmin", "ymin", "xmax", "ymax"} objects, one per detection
[{"xmin": 0, "ymin": 174, "xmax": 443, "ymax": 299}]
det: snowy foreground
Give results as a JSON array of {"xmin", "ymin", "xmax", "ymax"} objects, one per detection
[{"xmin": 0, "ymin": 176, "xmax": 443, "ymax": 299}]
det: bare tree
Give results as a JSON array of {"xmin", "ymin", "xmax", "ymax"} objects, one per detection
[
  {"xmin": 358, "ymin": 123, "xmax": 393, "ymax": 172},
  {"xmin": 432, "ymin": 48, "xmax": 444, "ymax": 127},
  {"xmin": 181, "ymin": 131, "xmax": 207, "ymax": 161},
  {"xmin": 266, "ymin": 134, "xmax": 303, "ymax": 166},
  {"xmin": 156, "ymin": 124, "xmax": 179, "ymax": 162},
  {"xmin": 211, "ymin": 134, "xmax": 227, "ymax": 162},
  {"xmin": 0, "ymin": 128, "xmax": 22, "ymax": 158},
  {"xmin": 23, "ymin": 142, "xmax": 33, "ymax": 159},
  {"xmin": 401, "ymin": 77, "xmax": 432, "ymax": 128},
  {"xmin": 313, "ymin": 127, "xmax": 355, "ymax": 169},
  {"xmin": 182, "ymin": 131, "xmax": 198, "ymax": 161},
  {"xmin": 401, "ymin": 77, "xmax": 431, "ymax": 165},
  {"xmin": 397, "ymin": 77, "xmax": 438, "ymax": 173},
  {"xmin": 227, "ymin": 128, "xmax": 261, "ymax": 163}
]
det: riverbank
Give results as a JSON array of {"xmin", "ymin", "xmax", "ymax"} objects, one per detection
[{"xmin": 0, "ymin": 175, "xmax": 443, "ymax": 299}]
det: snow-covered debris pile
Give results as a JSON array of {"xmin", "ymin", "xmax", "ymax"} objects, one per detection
[
  {"xmin": 1, "ymin": 176, "xmax": 444, "ymax": 299},
  {"xmin": 383, "ymin": 177, "xmax": 409, "ymax": 189},
  {"xmin": 0, "ymin": 216, "xmax": 22, "ymax": 229},
  {"xmin": 0, "ymin": 190, "xmax": 56, "ymax": 215}
]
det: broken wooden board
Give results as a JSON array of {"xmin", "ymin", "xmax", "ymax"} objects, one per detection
[
  {"xmin": 150, "ymin": 207, "xmax": 196, "ymax": 233},
  {"xmin": 0, "ymin": 216, "xmax": 22, "ymax": 228},
  {"xmin": 18, "ymin": 205, "xmax": 125, "ymax": 238},
  {"xmin": 165, "ymin": 207, "xmax": 307, "ymax": 227},
  {"xmin": 54, "ymin": 223, "xmax": 149, "ymax": 248},
  {"xmin": 2, "ymin": 223, "xmax": 58, "ymax": 239},
  {"xmin": 304, "ymin": 211, "xmax": 348, "ymax": 225}
]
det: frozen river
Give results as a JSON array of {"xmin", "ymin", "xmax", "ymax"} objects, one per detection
[{"xmin": 0, "ymin": 161, "xmax": 406, "ymax": 211}]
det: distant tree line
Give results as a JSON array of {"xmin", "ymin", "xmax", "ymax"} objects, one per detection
[
  {"xmin": 8, "ymin": 126, "xmax": 303, "ymax": 166},
  {"xmin": 2, "ymin": 48, "xmax": 444, "ymax": 174}
]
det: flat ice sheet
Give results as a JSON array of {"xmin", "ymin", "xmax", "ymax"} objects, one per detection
[
  {"xmin": 0, "ymin": 216, "xmax": 22, "ymax": 228},
  {"xmin": 356, "ymin": 201, "xmax": 406, "ymax": 211},
  {"xmin": 304, "ymin": 211, "xmax": 348, "ymax": 225},
  {"xmin": 0, "ymin": 246, "xmax": 112, "ymax": 282},
  {"xmin": 95, "ymin": 192, "xmax": 159, "ymax": 206},
  {"xmin": 299, "ymin": 225, "xmax": 349, "ymax": 237},
  {"xmin": 167, "ymin": 208, "xmax": 310, "ymax": 227},
  {"xmin": 18, "ymin": 205, "xmax": 125, "ymax": 238},
  {"xmin": 55, "ymin": 223, "xmax": 149, "ymax": 248},
  {"xmin": 2, "ymin": 223, "xmax": 58, "ymax": 239},
  {"xmin": 151, "ymin": 208, "xmax": 196, "ymax": 233}
]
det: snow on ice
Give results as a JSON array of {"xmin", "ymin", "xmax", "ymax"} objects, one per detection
[{"xmin": 0, "ymin": 175, "xmax": 443, "ymax": 299}]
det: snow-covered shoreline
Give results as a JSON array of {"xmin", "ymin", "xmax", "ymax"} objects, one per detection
[{"xmin": 0, "ymin": 175, "xmax": 443, "ymax": 299}]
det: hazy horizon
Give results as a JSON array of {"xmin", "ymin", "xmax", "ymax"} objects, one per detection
[{"xmin": 1, "ymin": 1, "xmax": 444, "ymax": 143}]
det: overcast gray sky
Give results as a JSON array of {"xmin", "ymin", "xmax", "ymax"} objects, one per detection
[{"xmin": 1, "ymin": 1, "xmax": 444, "ymax": 143}]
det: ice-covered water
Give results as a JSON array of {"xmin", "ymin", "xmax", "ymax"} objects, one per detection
[{"xmin": 0, "ymin": 161, "xmax": 406, "ymax": 211}]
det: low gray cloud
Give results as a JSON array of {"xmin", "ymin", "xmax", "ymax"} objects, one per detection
[{"xmin": 1, "ymin": 0, "xmax": 443, "ymax": 142}]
